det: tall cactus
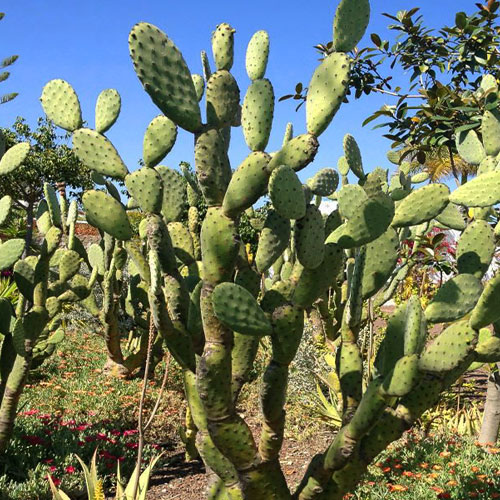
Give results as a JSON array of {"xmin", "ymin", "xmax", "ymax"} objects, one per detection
[
  {"xmin": 0, "ymin": 164, "xmax": 91, "ymax": 449},
  {"xmin": 38, "ymin": 1, "xmax": 500, "ymax": 499}
]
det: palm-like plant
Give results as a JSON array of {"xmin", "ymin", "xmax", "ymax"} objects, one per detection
[{"xmin": 0, "ymin": 13, "xmax": 18, "ymax": 105}]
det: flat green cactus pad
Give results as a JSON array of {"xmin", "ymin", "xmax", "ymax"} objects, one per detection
[
  {"xmin": 470, "ymin": 272, "xmax": 500, "ymax": 329},
  {"xmin": 392, "ymin": 183, "xmax": 449, "ymax": 227},
  {"xmin": 306, "ymin": 168, "xmax": 339, "ymax": 196},
  {"xmin": 40, "ymin": 79, "xmax": 82, "ymax": 132},
  {"xmin": 43, "ymin": 183, "xmax": 62, "ymax": 228},
  {"xmin": 292, "ymin": 242, "xmax": 343, "ymax": 308},
  {"xmin": 168, "ymin": 222, "xmax": 195, "ymax": 265},
  {"xmin": 306, "ymin": 53, "xmax": 350, "ymax": 137},
  {"xmin": 129, "ymin": 23, "xmax": 201, "ymax": 132},
  {"xmin": 59, "ymin": 250, "xmax": 81, "ymax": 282},
  {"xmin": 206, "ymin": 70, "xmax": 240, "ymax": 128},
  {"xmin": 0, "ymin": 298, "xmax": 12, "ymax": 335},
  {"xmin": 72, "ymin": 128, "xmax": 128, "ymax": 179},
  {"xmin": 212, "ymin": 23, "xmax": 235, "ymax": 71},
  {"xmin": 425, "ymin": 274, "xmax": 483, "ymax": 324},
  {"xmin": 0, "ymin": 195, "xmax": 12, "ymax": 226},
  {"xmin": 435, "ymin": 202, "xmax": 466, "ymax": 230},
  {"xmin": 125, "ymin": 167, "xmax": 163, "ymax": 214},
  {"xmin": 47, "ymin": 329, "xmax": 65, "ymax": 345},
  {"xmin": 477, "ymin": 155, "xmax": 497, "ymax": 176},
  {"xmin": 246, "ymin": 30, "xmax": 269, "ymax": 80},
  {"xmin": 327, "ymin": 192, "xmax": 394, "ymax": 249},
  {"xmin": 194, "ymin": 128, "xmax": 231, "ymax": 206},
  {"xmin": 82, "ymin": 190, "xmax": 132, "ymax": 241},
  {"xmin": 95, "ymin": 88, "xmax": 121, "ymax": 134},
  {"xmin": 143, "ymin": 115, "xmax": 177, "ymax": 168},
  {"xmin": 381, "ymin": 354, "xmax": 419, "ymax": 397},
  {"xmin": 155, "ymin": 166, "xmax": 187, "ymax": 222},
  {"xmin": 268, "ymin": 133, "xmax": 319, "ymax": 173},
  {"xmin": 457, "ymin": 220, "xmax": 495, "ymax": 278},
  {"xmin": 404, "ymin": 295, "xmax": 427, "ymax": 356},
  {"xmin": 475, "ymin": 333, "xmax": 500, "ymax": 363},
  {"xmin": 361, "ymin": 227, "xmax": 398, "ymax": 300},
  {"xmin": 212, "ymin": 282, "xmax": 272, "ymax": 336},
  {"xmin": 282, "ymin": 122, "xmax": 293, "ymax": 147},
  {"xmin": 482, "ymin": 109, "xmax": 500, "ymax": 156},
  {"xmin": 256, "ymin": 210, "xmax": 290, "ymax": 274},
  {"xmin": 88, "ymin": 244, "xmax": 105, "ymax": 275},
  {"xmin": 411, "ymin": 172, "xmax": 429, "ymax": 184},
  {"xmin": 0, "ymin": 238, "xmax": 25, "ymax": 271},
  {"xmin": 13, "ymin": 257, "xmax": 36, "ymax": 301},
  {"xmin": 223, "ymin": 152, "xmax": 271, "ymax": 218},
  {"xmin": 343, "ymin": 134, "xmax": 365, "ymax": 180},
  {"xmin": 333, "ymin": 0, "xmax": 370, "ymax": 52},
  {"xmin": 201, "ymin": 207, "xmax": 239, "ymax": 284},
  {"xmin": 192, "ymin": 74, "xmax": 205, "ymax": 102},
  {"xmin": 337, "ymin": 155, "xmax": 349, "ymax": 176},
  {"xmin": 269, "ymin": 165, "xmax": 306, "ymax": 220},
  {"xmin": 338, "ymin": 184, "xmax": 367, "ymax": 219},
  {"xmin": 419, "ymin": 321, "xmax": 477, "ymax": 374},
  {"xmin": 449, "ymin": 171, "xmax": 500, "ymax": 207},
  {"xmin": 455, "ymin": 129, "xmax": 486, "ymax": 165},
  {"xmin": 295, "ymin": 204, "xmax": 325, "ymax": 269},
  {"xmin": 0, "ymin": 142, "xmax": 30, "ymax": 175},
  {"xmin": 271, "ymin": 304, "xmax": 304, "ymax": 365},
  {"xmin": 242, "ymin": 79, "xmax": 274, "ymax": 152}
]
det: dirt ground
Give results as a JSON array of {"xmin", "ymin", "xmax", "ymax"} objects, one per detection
[{"xmin": 147, "ymin": 426, "xmax": 331, "ymax": 499}]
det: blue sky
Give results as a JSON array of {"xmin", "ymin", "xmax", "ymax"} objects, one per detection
[{"xmin": 1, "ymin": 1, "xmax": 479, "ymax": 185}]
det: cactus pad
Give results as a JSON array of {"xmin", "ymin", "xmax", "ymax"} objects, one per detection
[
  {"xmin": 192, "ymin": 74, "xmax": 205, "ymax": 101},
  {"xmin": 338, "ymin": 184, "xmax": 367, "ymax": 219},
  {"xmin": 267, "ymin": 133, "xmax": 319, "ymax": 173},
  {"xmin": 143, "ymin": 115, "xmax": 177, "ymax": 168},
  {"xmin": 242, "ymin": 79, "xmax": 274, "ymax": 151},
  {"xmin": 255, "ymin": 210, "xmax": 290, "ymax": 273},
  {"xmin": 343, "ymin": 134, "xmax": 365, "ymax": 180},
  {"xmin": 201, "ymin": 207, "xmax": 239, "ymax": 284},
  {"xmin": 455, "ymin": 129, "xmax": 486, "ymax": 165},
  {"xmin": 125, "ymin": 167, "xmax": 163, "ymax": 214},
  {"xmin": 0, "ymin": 195, "xmax": 12, "ymax": 226},
  {"xmin": 294, "ymin": 204, "xmax": 325, "ymax": 269},
  {"xmin": 72, "ymin": 128, "xmax": 128, "ymax": 179},
  {"xmin": 43, "ymin": 183, "xmax": 62, "ymax": 228},
  {"xmin": 361, "ymin": 227, "xmax": 398, "ymax": 300},
  {"xmin": 333, "ymin": 0, "xmax": 370, "ymax": 52},
  {"xmin": 82, "ymin": 190, "xmax": 132, "ymax": 240},
  {"xmin": 449, "ymin": 171, "xmax": 500, "ymax": 207},
  {"xmin": 269, "ymin": 165, "xmax": 306, "ymax": 220},
  {"xmin": 168, "ymin": 222, "xmax": 195, "ymax": 265},
  {"xmin": 392, "ymin": 184, "xmax": 449, "ymax": 227},
  {"xmin": 246, "ymin": 30, "xmax": 270, "ymax": 80},
  {"xmin": 381, "ymin": 354, "xmax": 419, "ymax": 397},
  {"xmin": 435, "ymin": 202, "xmax": 466, "ymax": 230},
  {"xmin": 0, "ymin": 238, "xmax": 25, "ymax": 271},
  {"xmin": 306, "ymin": 168, "xmax": 339, "ymax": 196},
  {"xmin": 40, "ymin": 79, "xmax": 82, "ymax": 132},
  {"xmin": 470, "ymin": 272, "xmax": 500, "ymax": 329},
  {"xmin": 206, "ymin": 70, "xmax": 240, "ymax": 128},
  {"xmin": 155, "ymin": 166, "xmax": 187, "ymax": 222},
  {"xmin": 212, "ymin": 23, "xmax": 235, "ymax": 71},
  {"xmin": 425, "ymin": 274, "xmax": 482, "ymax": 324},
  {"xmin": 59, "ymin": 250, "xmax": 81, "ymax": 282},
  {"xmin": 129, "ymin": 23, "xmax": 202, "ymax": 132},
  {"xmin": 212, "ymin": 282, "xmax": 271, "ymax": 336},
  {"xmin": 0, "ymin": 142, "xmax": 30, "ymax": 175},
  {"xmin": 457, "ymin": 220, "xmax": 495, "ymax": 278},
  {"xmin": 419, "ymin": 321, "xmax": 477, "ymax": 374},
  {"xmin": 95, "ymin": 88, "xmax": 121, "ymax": 134},
  {"xmin": 306, "ymin": 53, "xmax": 350, "ymax": 137},
  {"xmin": 223, "ymin": 152, "xmax": 271, "ymax": 218},
  {"xmin": 88, "ymin": 244, "xmax": 105, "ymax": 275},
  {"xmin": 481, "ymin": 109, "xmax": 500, "ymax": 156}
]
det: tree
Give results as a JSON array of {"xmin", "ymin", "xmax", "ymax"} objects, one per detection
[
  {"xmin": 0, "ymin": 12, "xmax": 18, "ymax": 105},
  {"xmin": 0, "ymin": 117, "xmax": 93, "ymax": 251}
]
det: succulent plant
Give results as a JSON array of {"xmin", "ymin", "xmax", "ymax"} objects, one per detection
[{"xmin": 37, "ymin": 3, "xmax": 500, "ymax": 499}]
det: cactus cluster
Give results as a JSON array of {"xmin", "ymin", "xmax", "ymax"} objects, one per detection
[{"xmin": 28, "ymin": 0, "xmax": 500, "ymax": 498}]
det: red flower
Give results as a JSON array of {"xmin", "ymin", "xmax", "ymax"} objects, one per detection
[
  {"xmin": 22, "ymin": 435, "xmax": 46, "ymax": 446},
  {"xmin": 65, "ymin": 466, "xmax": 76, "ymax": 474}
]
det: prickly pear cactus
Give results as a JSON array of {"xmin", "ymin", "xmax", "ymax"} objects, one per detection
[{"xmin": 38, "ymin": 5, "xmax": 500, "ymax": 500}]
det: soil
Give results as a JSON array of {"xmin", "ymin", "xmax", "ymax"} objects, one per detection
[{"xmin": 147, "ymin": 424, "xmax": 332, "ymax": 499}]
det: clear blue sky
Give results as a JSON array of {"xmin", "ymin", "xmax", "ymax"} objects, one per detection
[{"xmin": 0, "ymin": 1, "xmax": 479, "ymax": 184}]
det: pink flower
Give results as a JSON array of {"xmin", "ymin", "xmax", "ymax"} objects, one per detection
[
  {"xmin": 22, "ymin": 409, "xmax": 39, "ymax": 416},
  {"xmin": 126, "ymin": 442, "xmax": 138, "ymax": 450},
  {"xmin": 47, "ymin": 475, "xmax": 61, "ymax": 487},
  {"xmin": 111, "ymin": 430, "xmax": 121, "ymax": 436},
  {"xmin": 23, "ymin": 435, "xmax": 46, "ymax": 446},
  {"xmin": 65, "ymin": 466, "xmax": 76, "ymax": 474},
  {"xmin": 123, "ymin": 430, "xmax": 138, "ymax": 436},
  {"xmin": 77, "ymin": 441, "xmax": 85, "ymax": 446},
  {"xmin": 75, "ymin": 424, "xmax": 88, "ymax": 431}
]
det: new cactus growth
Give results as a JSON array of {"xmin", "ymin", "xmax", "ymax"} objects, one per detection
[{"xmin": 35, "ymin": 3, "xmax": 500, "ymax": 499}]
